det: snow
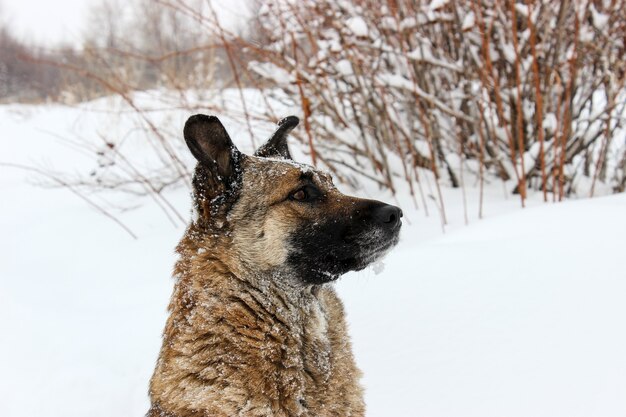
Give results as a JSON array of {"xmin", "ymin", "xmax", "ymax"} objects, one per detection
[
  {"xmin": 336, "ymin": 59, "xmax": 354, "ymax": 76},
  {"xmin": 248, "ymin": 61, "xmax": 293, "ymax": 85},
  {"xmin": 543, "ymin": 112, "xmax": 557, "ymax": 133},
  {"xmin": 1, "ymin": 101, "xmax": 626, "ymax": 417},
  {"xmin": 514, "ymin": 4, "xmax": 529, "ymax": 17},
  {"xmin": 371, "ymin": 261, "xmax": 385, "ymax": 275},
  {"xmin": 346, "ymin": 16, "xmax": 368, "ymax": 37},
  {"xmin": 589, "ymin": 4, "xmax": 609, "ymax": 31},
  {"xmin": 461, "ymin": 12, "xmax": 475, "ymax": 31},
  {"xmin": 428, "ymin": 0, "xmax": 450, "ymax": 12},
  {"xmin": 342, "ymin": 194, "xmax": 626, "ymax": 417},
  {"xmin": 407, "ymin": 46, "xmax": 463, "ymax": 72},
  {"xmin": 399, "ymin": 17, "xmax": 418, "ymax": 31},
  {"xmin": 501, "ymin": 43, "xmax": 517, "ymax": 64}
]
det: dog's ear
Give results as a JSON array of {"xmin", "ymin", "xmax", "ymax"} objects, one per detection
[
  {"xmin": 184, "ymin": 114, "xmax": 241, "ymax": 181},
  {"xmin": 254, "ymin": 116, "xmax": 298, "ymax": 160}
]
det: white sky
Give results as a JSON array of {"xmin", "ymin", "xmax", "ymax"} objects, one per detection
[
  {"xmin": 2, "ymin": 0, "xmax": 89, "ymax": 46},
  {"xmin": 2, "ymin": 0, "xmax": 252, "ymax": 47}
]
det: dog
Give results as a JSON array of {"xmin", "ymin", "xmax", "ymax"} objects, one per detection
[{"xmin": 148, "ymin": 115, "xmax": 402, "ymax": 417}]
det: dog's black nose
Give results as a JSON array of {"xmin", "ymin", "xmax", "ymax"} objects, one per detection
[{"xmin": 373, "ymin": 204, "xmax": 403, "ymax": 229}]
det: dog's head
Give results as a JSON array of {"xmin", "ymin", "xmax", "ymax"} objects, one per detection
[{"xmin": 184, "ymin": 114, "xmax": 402, "ymax": 284}]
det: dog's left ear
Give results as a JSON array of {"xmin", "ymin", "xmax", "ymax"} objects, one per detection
[
  {"xmin": 184, "ymin": 114, "xmax": 241, "ymax": 181},
  {"xmin": 184, "ymin": 115, "xmax": 244, "ymax": 221},
  {"xmin": 254, "ymin": 116, "xmax": 299, "ymax": 160}
]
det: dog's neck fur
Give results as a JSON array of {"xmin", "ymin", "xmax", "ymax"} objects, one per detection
[{"xmin": 148, "ymin": 223, "xmax": 364, "ymax": 417}]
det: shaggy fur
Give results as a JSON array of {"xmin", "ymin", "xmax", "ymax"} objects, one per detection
[{"xmin": 148, "ymin": 115, "xmax": 401, "ymax": 417}]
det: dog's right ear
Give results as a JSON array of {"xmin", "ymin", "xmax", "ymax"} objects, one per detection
[
  {"xmin": 184, "ymin": 114, "xmax": 241, "ymax": 181},
  {"xmin": 254, "ymin": 116, "xmax": 299, "ymax": 160}
]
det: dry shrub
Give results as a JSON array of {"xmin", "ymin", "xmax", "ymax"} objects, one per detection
[
  {"xmin": 22, "ymin": 0, "xmax": 626, "ymax": 232},
  {"xmin": 238, "ymin": 0, "xmax": 626, "ymax": 211}
]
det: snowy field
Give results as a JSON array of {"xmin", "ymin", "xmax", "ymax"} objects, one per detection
[{"xmin": 1, "ymin": 102, "xmax": 625, "ymax": 417}]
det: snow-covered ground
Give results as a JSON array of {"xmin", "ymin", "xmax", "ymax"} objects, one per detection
[{"xmin": 1, "ymin": 102, "xmax": 625, "ymax": 417}]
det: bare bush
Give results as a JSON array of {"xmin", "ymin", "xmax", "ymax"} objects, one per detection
[
  {"xmin": 21, "ymin": 0, "xmax": 265, "ymax": 226},
  {"xmin": 18, "ymin": 0, "xmax": 625, "ymax": 230},
  {"xmin": 239, "ymin": 0, "xmax": 626, "ymax": 211}
]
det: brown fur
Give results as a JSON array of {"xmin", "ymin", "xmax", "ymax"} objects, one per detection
[
  {"xmin": 148, "ymin": 115, "xmax": 401, "ymax": 416},
  {"xmin": 149, "ymin": 157, "xmax": 365, "ymax": 417}
]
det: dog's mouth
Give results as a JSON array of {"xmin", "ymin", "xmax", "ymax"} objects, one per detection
[
  {"xmin": 295, "ymin": 227, "xmax": 400, "ymax": 284},
  {"xmin": 336, "ymin": 232, "xmax": 400, "ymax": 271}
]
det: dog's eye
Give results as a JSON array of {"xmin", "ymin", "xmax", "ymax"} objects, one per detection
[
  {"xmin": 292, "ymin": 189, "xmax": 307, "ymax": 201},
  {"xmin": 289, "ymin": 185, "xmax": 321, "ymax": 202}
]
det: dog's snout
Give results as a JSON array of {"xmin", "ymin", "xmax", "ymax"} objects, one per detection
[{"xmin": 373, "ymin": 204, "xmax": 402, "ymax": 229}]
